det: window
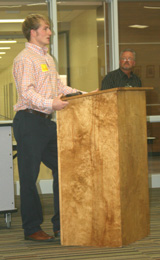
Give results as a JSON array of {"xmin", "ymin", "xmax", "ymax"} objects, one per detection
[{"xmin": 118, "ymin": 0, "xmax": 160, "ymax": 182}]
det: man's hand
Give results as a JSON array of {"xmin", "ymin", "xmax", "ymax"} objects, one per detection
[
  {"xmin": 91, "ymin": 88, "xmax": 99, "ymax": 93},
  {"xmin": 52, "ymin": 94, "xmax": 69, "ymax": 111}
]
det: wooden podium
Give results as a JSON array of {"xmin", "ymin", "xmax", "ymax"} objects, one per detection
[{"xmin": 57, "ymin": 88, "xmax": 150, "ymax": 247}]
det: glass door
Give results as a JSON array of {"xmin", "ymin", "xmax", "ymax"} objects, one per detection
[
  {"xmin": 57, "ymin": 1, "xmax": 106, "ymax": 92},
  {"xmin": 118, "ymin": 0, "xmax": 160, "ymax": 184}
]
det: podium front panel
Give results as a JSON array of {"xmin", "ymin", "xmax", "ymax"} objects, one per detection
[{"xmin": 57, "ymin": 89, "xmax": 150, "ymax": 247}]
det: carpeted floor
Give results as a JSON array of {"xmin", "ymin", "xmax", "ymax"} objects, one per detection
[{"xmin": 0, "ymin": 189, "xmax": 160, "ymax": 260}]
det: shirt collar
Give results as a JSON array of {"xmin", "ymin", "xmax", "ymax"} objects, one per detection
[
  {"xmin": 25, "ymin": 42, "xmax": 48, "ymax": 56},
  {"xmin": 119, "ymin": 68, "xmax": 133, "ymax": 78}
]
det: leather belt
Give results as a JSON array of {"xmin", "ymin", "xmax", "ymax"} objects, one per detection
[{"xmin": 24, "ymin": 109, "xmax": 52, "ymax": 119}]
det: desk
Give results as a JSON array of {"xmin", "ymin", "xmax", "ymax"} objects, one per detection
[{"xmin": 0, "ymin": 121, "xmax": 17, "ymax": 228}]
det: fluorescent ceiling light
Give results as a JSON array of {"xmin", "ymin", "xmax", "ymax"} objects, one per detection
[
  {"xmin": 0, "ymin": 52, "xmax": 6, "ymax": 54},
  {"xmin": 0, "ymin": 41, "xmax": 17, "ymax": 43},
  {"xmin": 0, "ymin": 5, "xmax": 22, "ymax": 8},
  {"xmin": 144, "ymin": 6, "xmax": 160, "ymax": 10},
  {"xmin": 129, "ymin": 25, "xmax": 149, "ymax": 29},
  {"xmin": 27, "ymin": 3, "xmax": 46, "ymax": 6},
  {"xmin": 96, "ymin": 18, "xmax": 104, "ymax": 22},
  {"xmin": 0, "ymin": 47, "xmax": 11, "ymax": 49},
  {"xmin": 0, "ymin": 19, "xmax": 24, "ymax": 23}
]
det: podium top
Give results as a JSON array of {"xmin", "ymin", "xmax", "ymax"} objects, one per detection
[{"xmin": 62, "ymin": 87, "xmax": 153, "ymax": 101}]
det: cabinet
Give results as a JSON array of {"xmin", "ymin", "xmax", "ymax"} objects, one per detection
[{"xmin": 0, "ymin": 121, "xmax": 17, "ymax": 228}]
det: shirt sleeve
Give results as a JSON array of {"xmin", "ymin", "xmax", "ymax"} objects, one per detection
[
  {"xmin": 138, "ymin": 78, "xmax": 142, "ymax": 87},
  {"xmin": 101, "ymin": 74, "xmax": 114, "ymax": 90},
  {"xmin": 133, "ymin": 74, "xmax": 142, "ymax": 87},
  {"xmin": 56, "ymin": 72, "xmax": 87, "ymax": 95}
]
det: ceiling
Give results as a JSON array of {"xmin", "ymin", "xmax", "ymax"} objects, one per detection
[
  {"xmin": 0, "ymin": 1, "xmax": 48, "ymax": 71},
  {"xmin": 0, "ymin": 0, "xmax": 160, "ymax": 72}
]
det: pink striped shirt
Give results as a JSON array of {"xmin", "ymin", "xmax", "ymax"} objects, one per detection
[{"xmin": 13, "ymin": 42, "xmax": 78, "ymax": 114}]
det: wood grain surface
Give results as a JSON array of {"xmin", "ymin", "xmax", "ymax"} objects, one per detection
[{"xmin": 57, "ymin": 88, "xmax": 150, "ymax": 247}]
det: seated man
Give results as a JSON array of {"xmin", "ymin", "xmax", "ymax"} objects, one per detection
[{"xmin": 101, "ymin": 48, "xmax": 142, "ymax": 90}]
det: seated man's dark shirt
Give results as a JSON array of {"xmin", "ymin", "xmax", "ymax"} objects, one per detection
[{"xmin": 101, "ymin": 68, "xmax": 142, "ymax": 90}]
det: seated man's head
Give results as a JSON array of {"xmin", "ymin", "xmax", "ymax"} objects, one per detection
[{"xmin": 119, "ymin": 49, "xmax": 136, "ymax": 73}]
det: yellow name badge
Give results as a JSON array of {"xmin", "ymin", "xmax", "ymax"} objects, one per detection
[{"xmin": 41, "ymin": 64, "xmax": 48, "ymax": 72}]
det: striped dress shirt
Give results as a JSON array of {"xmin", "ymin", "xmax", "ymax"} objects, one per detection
[{"xmin": 13, "ymin": 42, "xmax": 78, "ymax": 114}]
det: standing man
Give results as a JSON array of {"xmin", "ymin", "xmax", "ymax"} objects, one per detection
[
  {"xmin": 13, "ymin": 14, "xmax": 84, "ymax": 242},
  {"xmin": 101, "ymin": 48, "xmax": 142, "ymax": 90}
]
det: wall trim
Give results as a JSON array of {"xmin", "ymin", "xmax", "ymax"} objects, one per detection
[
  {"xmin": 149, "ymin": 174, "xmax": 160, "ymax": 188},
  {"xmin": 14, "ymin": 180, "xmax": 53, "ymax": 196}
]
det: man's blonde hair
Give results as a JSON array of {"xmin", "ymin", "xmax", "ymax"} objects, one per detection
[{"xmin": 22, "ymin": 14, "xmax": 50, "ymax": 41}]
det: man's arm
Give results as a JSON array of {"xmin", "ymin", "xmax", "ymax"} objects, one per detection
[
  {"xmin": 134, "ymin": 74, "xmax": 142, "ymax": 87},
  {"xmin": 101, "ymin": 73, "xmax": 114, "ymax": 90},
  {"xmin": 56, "ymin": 72, "xmax": 87, "ymax": 95},
  {"xmin": 138, "ymin": 78, "xmax": 142, "ymax": 87}
]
